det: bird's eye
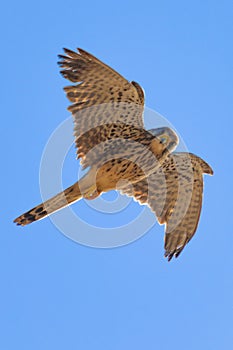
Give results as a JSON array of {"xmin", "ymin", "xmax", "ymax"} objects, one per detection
[{"xmin": 160, "ymin": 135, "xmax": 168, "ymax": 144}]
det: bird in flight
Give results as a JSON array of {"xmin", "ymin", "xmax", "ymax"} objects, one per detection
[{"xmin": 14, "ymin": 48, "xmax": 213, "ymax": 260}]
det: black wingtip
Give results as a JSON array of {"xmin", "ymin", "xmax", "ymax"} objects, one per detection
[
  {"xmin": 164, "ymin": 251, "xmax": 174, "ymax": 262},
  {"xmin": 165, "ymin": 248, "xmax": 184, "ymax": 262},
  {"xmin": 57, "ymin": 54, "xmax": 67, "ymax": 60},
  {"xmin": 63, "ymin": 47, "xmax": 71, "ymax": 54},
  {"xmin": 57, "ymin": 55, "xmax": 65, "ymax": 67},
  {"xmin": 77, "ymin": 48, "xmax": 85, "ymax": 54},
  {"xmin": 63, "ymin": 47, "xmax": 79, "ymax": 57}
]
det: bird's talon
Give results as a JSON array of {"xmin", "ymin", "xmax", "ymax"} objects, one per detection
[{"xmin": 84, "ymin": 189, "xmax": 100, "ymax": 200}]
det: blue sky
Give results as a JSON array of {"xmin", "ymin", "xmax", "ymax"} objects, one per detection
[{"xmin": 1, "ymin": 1, "xmax": 233, "ymax": 349}]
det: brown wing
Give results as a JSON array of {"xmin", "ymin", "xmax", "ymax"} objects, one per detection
[
  {"xmin": 58, "ymin": 48, "xmax": 145, "ymax": 165},
  {"xmin": 120, "ymin": 152, "xmax": 213, "ymax": 261}
]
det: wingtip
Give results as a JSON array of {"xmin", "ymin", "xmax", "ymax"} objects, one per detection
[
  {"xmin": 164, "ymin": 246, "xmax": 185, "ymax": 262},
  {"xmin": 203, "ymin": 160, "xmax": 214, "ymax": 176},
  {"xmin": 209, "ymin": 167, "xmax": 214, "ymax": 176},
  {"xmin": 164, "ymin": 251, "xmax": 174, "ymax": 262},
  {"xmin": 197, "ymin": 155, "xmax": 214, "ymax": 175},
  {"xmin": 77, "ymin": 48, "xmax": 86, "ymax": 54},
  {"xmin": 63, "ymin": 47, "xmax": 72, "ymax": 54},
  {"xmin": 62, "ymin": 47, "xmax": 80, "ymax": 58}
]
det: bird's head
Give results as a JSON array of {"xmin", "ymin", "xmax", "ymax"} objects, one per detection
[{"xmin": 149, "ymin": 127, "xmax": 179, "ymax": 156}]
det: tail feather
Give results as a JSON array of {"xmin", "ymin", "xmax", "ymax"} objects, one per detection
[{"xmin": 14, "ymin": 182, "xmax": 82, "ymax": 226}]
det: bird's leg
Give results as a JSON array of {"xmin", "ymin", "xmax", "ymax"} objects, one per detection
[
  {"xmin": 83, "ymin": 186, "xmax": 100, "ymax": 200},
  {"xmin": 78, "ymin": 167, "xmax": 101, "ymax": 200}
]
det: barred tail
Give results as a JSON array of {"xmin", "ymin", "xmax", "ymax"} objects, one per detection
[{"xmin": 14, "ymin": 182, "xmax": 82, "ymax": 226}]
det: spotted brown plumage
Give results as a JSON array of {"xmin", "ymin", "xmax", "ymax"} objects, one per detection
[
  {"xmin": 14, "ymin": 47, "xmax": 213, "ymax": 261},
  {"xmin": 120, "ymin": 153, "xmax": 213, "ymax": 261},
  {"xmin": 58, "ymin": 48, "xmax": 145, "ymax": 163}
]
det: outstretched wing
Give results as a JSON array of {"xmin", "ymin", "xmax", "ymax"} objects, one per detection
[
  {"xmin": 120, "ymin": 152, "xmax": 213, "ymax": 261},
  {"xmin": 58, "ymin": 48, "xmax": 145, "ymax": 166}
]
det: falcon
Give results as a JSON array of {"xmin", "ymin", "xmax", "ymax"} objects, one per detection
[{"xmin": 14, "ymin": 48, "xmax": 213, "ymax": 260}]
